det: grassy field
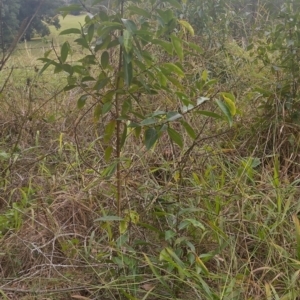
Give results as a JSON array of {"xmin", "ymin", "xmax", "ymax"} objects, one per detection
[
  {"xmin": 1, "ymin": 6, "xmax": 300, "ymax": 300},
  {"xmin": 6, "ymin": 15, "xmax": 86, "ymax": 71},
  {"xmin": 1, "ymin": 15, "xmax": 87, "ymax": 91}
]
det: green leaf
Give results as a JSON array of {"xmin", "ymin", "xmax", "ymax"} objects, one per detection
[
  {"xmin": 144, "ymin": 127, "xmax": 158, "ymax": 150},
  {"xmin": 95, "ymin": 216, "xmax": 124, "ymax": 222},
  {"xmin": 186, "ymin": 41, "xmax": 203, "ymax": 54},
  {"xmin": 123, "ymin": 30, "xmax": 133, "ymax": 53},
  {"xmin": 54, "ymin": 65, "xmax": 63, "ymax": 73},
  {"xmin": 181, "ymin": 120, "xmax": 196, "ymax": 139},
  {"xmin": 102, "ymin": 162, "xmax": 117, "ymax": 179},
  {"xmin": 104, "ymin": 146, "xmax": 113, "ymax": 162},
  {"xmin": 143, "ymin": 254, "xmax": 171, "ymax": 290},
  {"xmin": 102, "ymin": 102, "xmax": 112, "ymax": 115},
  {"xmin": 59, "ymin": 28, "xmax": 81, "ymax": 35},
  {"xmin": 78, "ymin": 54, "xmax": 96, "ymax": 65},
  {"xmin": 94, "ymin": 78, "xmax": 109, "ymax": 91},
  {"xmin": 87, "ymin": 24, "xmax": 95, "ymax": 43},
  {"xmin": 165, "ymin": 230, "xmax": 177, "ymax": 241},
  {"xmin": 161, "ymin": 63, "xmax": 185, "ymax": 77},
  {"xmin": 166, "ymin": 111, "xmax": 182, "ymax": 122},
  {"xmin": 179, "ymin": 218, "xmax": 205, "ymax": 230},
  {"xmin": 62, "ymin": 64, "xmax": 73, "ymax": 75},
  {"xmin": 216, "ymin": 99, "xmax": 233, "ymax": 126},
  {"xmin": 195, "ymin": 110, "xmax": 223, "ymax": 119},
  {"xmin": 43, "ymin": 49, "xmax": 52, "ymax": 58},
  {"xmin": 135, "ymin": 126, "xmax": 141, "ymax": 138},
  {"xmin": 121, "ymin": 98, "xmax": 132, "ymax": 116},
  {"xmin": 81, "ymin": 76, "xmax": 95, "ymax": 82},
  {"xmin": 95, "ymin": 35, "xmax": 111, "ymax": 52},
  {"xmin": 38, "ymin": 61, "xmax": 51, "ymax": 75},
  {"xmin": 128, "ymin": 6, "xmax": 151, "ymax": 18},
  {"xmin": 167, "ymin": 127, "xmax": 183, "ymax": 148},
  {"xmin": 94, "ymin": 104, "xmax": 102, "ymax": 121},
  {"xmin": 97, "ymin": 22, "xmax": 123, "ymax": 36},
  {"xmin": 171, "ymin": 34, "xmax": 183, "ymax": 61},
  {"xmin": 0, "ymin": 151, "xmax": 10, "ymax": 160},
  {"xmin": 178, "ymin": 20, "xmax": 194, "ymax": 36},
  {"xmin": 77, "ymin": 95, "xmax": 87, "ymax": 109},
  {"xmin": 141, "ymin": 117, "xmax": 157, "ymax": 126},
  {"xmin": 222, "ymin": 95, "xmax": 236, "ymax": 116},
  {"xmin": 164, "ymin": 0, "xmax": 181, "ymax": 9},
  {"xmin": 119, "ymin": 221, "xmax": 128, "ymax": 234},
  {"xmin": 73, "ymin": 65, "xmax": 88, "ymax": 75},
  {"xmin": 104, "ymin": 120, "xmax": 116, "ymax": 142},
  {"xmin": 120, "ymin": 123, "xmax": 127, "ymax": 149},
  {"xmin": 58, "ymin": 4, "xmax": 82, "ymax": 17},
  {"xmin": 64, "ymin": 84, "xmax": 77, "ymax": 91},
  {"xmin": 152, "ymin": 39, "xmax": 173, "ymax": 55},
  {"xmin": 121, "ymin": 19, "xmax": 137, "ymax": 34},
  {"xmin": 221, "ymin": 92, "xmax": 235, "ymax": 102},
  {"xmin": 254, "ymin": 87, "xmax": 272, "ymax": 97},
  {"xmin": 156, "ymin": 9, "xmax": 174, "ymax": 24},
  {"xmin": 60, "ymin": 42, "xmax": 69, "ymax": 63},
  {"xmin": 201, "ymin": 70, "xmax": 208, "ymax": 81},
  {"xmin": 101, "ymin": 51, "xmax": 109, "ymax": 69},
  {"xmin": 124, "ymin": 59, "xmax": 133, "ymax": 87},
  {"xmin": 156, "ymin": 70, "xmax": 168, "ymax": 87},
  {"xmin": 165, "ymin": 75, "xmax": 184, "ymax": 89},
  {"xmin": 74, "ymin": 37, "xmax": 89, "ymax": 49}
]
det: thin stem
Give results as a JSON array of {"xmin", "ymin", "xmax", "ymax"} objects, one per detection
[{"xmin": 114, "ymin": 0, "xmax": 125, "ymax": 217}]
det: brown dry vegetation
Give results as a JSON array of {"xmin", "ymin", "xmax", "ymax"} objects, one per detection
[{"xmin": 1, "ymin": 11, "xmax": 300, "ymax": 300}]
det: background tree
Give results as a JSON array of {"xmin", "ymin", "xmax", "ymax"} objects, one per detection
[
  {"xmin": 19, "ymin": 0, "xmax": 64, "ymax": 41},
  {"xmin": 0, "ymin": 0, "xmax": 21, "ymax": 48},
  {"xmin": 0, "ymin": 0, "xmax": 64, "ymax": 47}
]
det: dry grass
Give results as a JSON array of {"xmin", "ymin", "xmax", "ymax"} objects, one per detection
[{"xmin": 1, "ymin": 16, "xmax": 300, "ymax": 300}]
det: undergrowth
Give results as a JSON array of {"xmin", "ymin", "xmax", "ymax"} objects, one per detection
[{"xmin": 1, "ymin": 1, "xmax": 300, "ymax": 300}]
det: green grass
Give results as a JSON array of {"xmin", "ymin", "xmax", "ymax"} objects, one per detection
[
  {"xmin": 1, "ymin": 15, "xmax": 86, "ymax": 89},
  {"xmin": 8, "ymin": 15, "xmax": 86, "ymax": 61}
]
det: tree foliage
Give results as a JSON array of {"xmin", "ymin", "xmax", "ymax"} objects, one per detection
[
  {"xmin": 39, "ymin": 0, "xmax": 236, "ymax": 216},
  {"xmin": 0, "ymin": 0, "xmax": 64, "ymax": 47}
]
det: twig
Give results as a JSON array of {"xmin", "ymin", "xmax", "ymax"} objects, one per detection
[{"xmin": 0, "ymin": 286, "xmax": 91, "ymax": 294}]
